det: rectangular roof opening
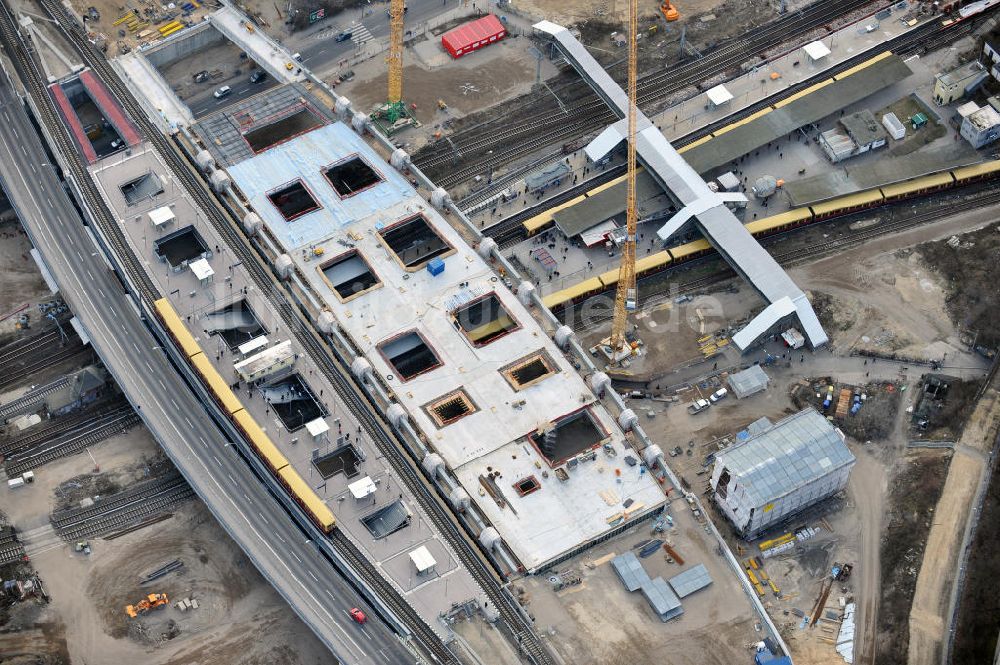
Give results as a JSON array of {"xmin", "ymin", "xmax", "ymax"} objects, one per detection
[
  {"xmin": 426, "ymin": 390, "xmax": 476, "ymax": 427},
  {"xmin": 267, "ymin": 179, "xmax": 320, "ymax": 221},
  {"xmin": 119, "ymin": 172, "xmax": 163, "ymax": 206},
  {"xmin": 324, "ymin": 155, "xmax": 383, "ymax": 197},
  {"xmin": 502, "ymin": 353, "xmax": 557, "ymax": 390},
  {"xmin": 452, "ymin": 293, "xmax": 519, "ymax": 347},
  {"xmin": 530, "ymin": 409, "xmax": 608, "ymax": 466},
  {"xmin": 514, "ymin": 475, "xmax": 540, "ymax": 497},
  {"xmin": 320, "ymin": 250, "xmax": 380, "ymax": 301},
  {"xmin": 243, "ymin": 108, "xmax": 322, "ymax": 153},
  {"xmin": 378, "ymin": 214, "xmax": 451, "ymax": 270},
  {"xmin": 379, "ymin": 330, "xmax": 442, "ymax": 381},
  {"xmin": 313, "ymin": 442, "xmax": 363, "ymax": 479},
  {"xmin": 361, "ymin": 499, "xmax": 411, "ymax": 539}
]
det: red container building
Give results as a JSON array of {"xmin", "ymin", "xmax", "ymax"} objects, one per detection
[{"xmin": 441, "ymin": 14, "xmax": 506, "ymax": 58}]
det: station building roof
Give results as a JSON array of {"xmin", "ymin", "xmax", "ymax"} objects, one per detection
[
  {"xmin": 712, "ymin": 408, "xmax": 855, "ymax": 508},
  {"xmin": 784, "ymin": 146, "xmax": 979, "ymax": 206},
  {"xmin": 682, "ymin": 54, "xmax": 913, "ymax": 175},
  {"xmin": 227, "ymin": 120, "xmax": 665, "ymax": 572}
]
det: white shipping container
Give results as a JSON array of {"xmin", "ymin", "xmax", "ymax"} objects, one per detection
[{"xmin": 7, "ymin": 478, "xmax": 25, "ymax": 489}]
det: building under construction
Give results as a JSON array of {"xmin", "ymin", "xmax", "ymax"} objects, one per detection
[
  {"xmin": 222, "ymin": 106, "xmax": 666, "ymax": 573},
  {"xmin": 709, "ymin": 409, "xmax": 855, "ymax": 540}
]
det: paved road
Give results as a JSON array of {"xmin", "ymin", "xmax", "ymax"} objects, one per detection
[
  {"xmin": 292, "ymin": 0, "xmax": 459, "ymax": 74},
  {"xmin": 0, "ymin": 74, "xmax": 411, "ymax": 665},
  {"xmin": 188, "ymin": 74, "xmax": 278, "ymax": 118}
]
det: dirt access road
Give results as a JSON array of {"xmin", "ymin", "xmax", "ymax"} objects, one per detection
[{"xmin": 907, "ymin": 381, "xmax": 999, "ymax": 665}]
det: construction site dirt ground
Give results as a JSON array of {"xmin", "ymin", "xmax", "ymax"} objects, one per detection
[
  {"xmin": 62, "ymin": 0, "xmax": 214, "ymax": 56},
  {"xmin": 0, "ymin": 220, "xmax": 56, "ymax": 337},
  {"xmin": 335, "ymin": 34, "xmax": 550, "ymax": 151},
  {"xmin": 599, "ymin": 201, "xmax": 1000, "ymax": 663},
  {"xmin": 0, "ymin": 426, "xmax": 329, "ymax": 665},
  {"xmin": 516, "ymin": 497, "xmax": 760, "ymax": 665}
]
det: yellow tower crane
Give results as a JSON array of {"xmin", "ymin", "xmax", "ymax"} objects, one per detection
[
  {"xmin": 385, "ymin": 0, "xmax": 406, "ymax": 123},
  {"xmin": 609, "ymin": 0, "xmax": 640, "ymax": 355}
]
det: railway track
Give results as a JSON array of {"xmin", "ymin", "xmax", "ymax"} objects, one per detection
[
  {"xmin": 0, "ymin": 341, "xmax": 90, "ymax": 392},
  {"xmin": 482, "ymin": 14, "xmax": 984, "ymax": 248},
  {"xmin": 5, "ymin": 404, "xmax": 139, "ymax": 476},
  {"xmin": 415, "ymin": 0, "xmax": 883, "ymax": 187},
  {"xmin": 570, "ymin": 184, "xmax": 1000, "ymax": 332},
  {"xmin": 50, "ymin": 473, "xmax": 193, "ymax": 542},
  {"xmin": 0, "ymin": 376, "xmax": 70, "ymax": 421},
  {"xmin": 30, "ymin": 2, "xmax": 548, "ymax": 662},
  {"xmin": 0, "ymin": 3, "xmax": 159, "ymax": 304},
  {"xmin": 0, "ymin": 400, "xmax": 128, "ymax": 456}
]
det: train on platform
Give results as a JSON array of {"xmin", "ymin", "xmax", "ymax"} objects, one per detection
[
  {"xmin": 540, "ymin": 159, "xmax": 1000, "ymax": 312},
  {"xmin": 153, "ymin": 298, "xmax": 336, "ymax": 534}
]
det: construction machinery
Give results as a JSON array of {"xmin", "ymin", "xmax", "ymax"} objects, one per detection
[
  {"xmin": 660, "ymin": 1, "xmax": 680, "ymax": 21},
  {"xmin": 125, "ymin": 592, "xmax": 169, "ymax": 618},
  {"xmin": 371, "ymin": 0, "xmax": 415, "ymax": 133},
  {"xmin": 608, "ymin": 0, "xmax": 640, "ymax": 358}
]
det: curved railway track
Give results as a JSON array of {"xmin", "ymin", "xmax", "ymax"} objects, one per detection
[
  {"xmin": 0, "ymin": 5, "xmax": 159, "ymax": 303},
  {"xmin": 569, "ymin": 184, "xmax": 1000, "ymax": 332},
  {"xmin": 415, "ymin": 0, "xmax": 882, "ymax": 187},
  {"xmin": 27, "ymin": 1, "xmax": 551, "ymax": 661},
  {"xmin": 481, "ymin": 14, "xmax": 984, "ymax": 247}
]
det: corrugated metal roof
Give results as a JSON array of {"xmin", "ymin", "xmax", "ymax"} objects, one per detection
[
  {"xmin": 684, "ymin": 54, "xmax": 912, "ymax": 173},
  {"xmin": 612, "ymin": 551, "xmax": 647, "ymax": 592},
  {"xmin": 668, "ymin": 563, "xmax": 713, "ymax": 598},
  {"xmin": 441, "ymin": 14, "xmax": 505, "ymax": 53},
  {"xmin": 728, "ymin": 365, "xmax": 770, "ymax": 398},
  {"xmin": 714, "ymin": 408, "xmax": 855, "ymax": 507},
  {"xmin": 640, "ymin": 577, "xmax": 684, "ymax": 621}
]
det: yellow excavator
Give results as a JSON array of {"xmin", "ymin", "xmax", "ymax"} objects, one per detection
[
  {"xmin": 660, "ymin": 1, "xmax": 680, "ymax": 21},
  {"xmin": 125, "ymin": 592, "xmax": 169, "ymax": 618}
]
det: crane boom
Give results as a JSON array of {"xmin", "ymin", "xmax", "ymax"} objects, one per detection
[
  {"xmin": 610, "ymin": 0, "xmax": 639, "ymax": 353},
  {"xmin": 387, "ymin": 0, "xmax": 405, "ymax": 105}
]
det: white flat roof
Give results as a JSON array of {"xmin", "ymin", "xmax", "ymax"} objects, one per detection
[
  {"xmin": 237, "ymin": 335, "xmax": 269, "ymax": 356},
  {"xmin": 148, "ymin": 205, "xmax": 175, "ymax": 227},
  {"xmin": 189, "ymin": 257, "xmax": 214, "ymax": 280},
  {"xmin": 230, "ymin": 120, "xmax": 666, "ymax": 571},
  {"xmin": 409, "ymin": 545, "xmax": 437, "ymax": 573},
  {"xmin": 305, "ymin": 417, "xmax": 329, "ymax": 437},
  {"xmin": 803, "ymin": 40, "xmax": 831, "ymax": 60},
  {"xmin": 348, "ymin": 476, "xmax": 377, "ymax": 499},
  {"xmin": 706, "ymin": 84, "xmax": 734, "ymax": 106},
  {"xmin": 579, "ymin": 219, "xmax": 618, "ymax": 247},
  {"xmin": 233, "ymin": 339, "xmax": 293, "ymax": 374}
]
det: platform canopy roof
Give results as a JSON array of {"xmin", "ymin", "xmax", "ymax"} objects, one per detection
[
  {"xmin": 409, "ymin": 545, "xmax": 437, "ymax": 573},
  {"xmin": 349, "ymin": 476, "xmax": 377, "ymax": 499},
  {"xmin": 148, "ymin": 206, "xmax": 175, "ymax": 227},
  {"xmin": 706, "ymin": 84, "xmax": 734, "ymax": 106},
  {"xmin": 189, "ymin": 258, "xmax": 214, "ymax": 281},
  {"xmin": 305, "ymin": 417, "xmax": 329, "ymax": 438},
  {"xmin": 803, "ymin": 40, "xmax": 831, "ymax": 61}
]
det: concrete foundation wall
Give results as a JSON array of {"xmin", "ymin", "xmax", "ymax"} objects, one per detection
[{"xmin": 144, "ymin": 22, "xmax": 225, "ymax": 70}]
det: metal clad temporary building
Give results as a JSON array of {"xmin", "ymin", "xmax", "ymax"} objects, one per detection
[
  {"xmin": 728, "ymin": 365, "xmax": 770, "ymax": 399},
  {"xmin": 710, "ymin": 408, "xmax": 855, "ymax": 539},
  {"xmin": 441, "ymin": 14, "xmax": 506, "ymax": 58}
]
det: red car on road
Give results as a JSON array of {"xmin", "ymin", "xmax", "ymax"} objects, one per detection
[{"xmin": 349, "ymin": 607, "xmax": 367, "ymax": 624}]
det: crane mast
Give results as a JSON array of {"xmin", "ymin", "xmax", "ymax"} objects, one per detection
[
  {"xmin": 609, "ymin": 0, "xmax": 639, "ymax": 354},
  {"xmin": 386, "ymin": 0, "xmax": 406, "ymax": 122}
]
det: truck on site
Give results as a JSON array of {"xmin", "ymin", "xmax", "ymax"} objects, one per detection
[
  {"xmin": 688, "ymin": 398, "xmax": 710, "ymax": 414},
  {"xmin": 125, "ymin": 592, "xmax": 169, "ymax": 618}
]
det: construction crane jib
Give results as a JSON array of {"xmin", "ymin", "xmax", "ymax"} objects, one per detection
[{"xmin": 610, "ymin": 0, "xmax": 640, "ymax": 354}]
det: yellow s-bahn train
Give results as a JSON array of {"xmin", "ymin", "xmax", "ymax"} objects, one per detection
[
  {"xmin": 540, "ymin": 160, "xmax": 1000, "ymax": 312},
  {"xmin": 153, "ymin": 298, "xmax": 335, "ymax": 534}
]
